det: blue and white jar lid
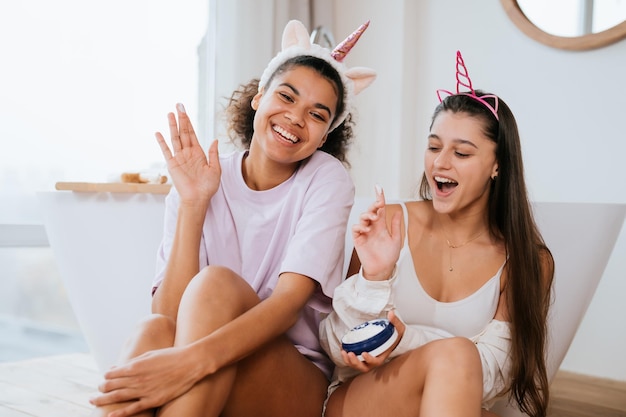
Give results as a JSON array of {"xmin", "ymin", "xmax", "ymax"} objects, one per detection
[{"xmin": 341, "ymin": 318, "xmax": 398, "ymax": 361}]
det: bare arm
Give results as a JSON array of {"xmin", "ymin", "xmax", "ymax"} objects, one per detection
[
  {"xmin": 188, "ymin": 271, "xmax": 318, "ymax": 374},
  {"xmin": 151, "ymin": 203, "xmax": 207, "ymax": 318},
  {"xmin": 151, "ymin": 104, "xmax": 221, "ymax": 319}
]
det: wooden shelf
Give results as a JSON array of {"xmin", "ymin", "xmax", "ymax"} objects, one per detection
[{"xmin": 55, "ymin": 182, "xmax": 172, "ymax": 194}]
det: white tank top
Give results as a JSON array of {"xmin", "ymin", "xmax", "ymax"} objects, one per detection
[{"xmin": 391, "ymin": 202, "xmax": 504, "ymax": 337}]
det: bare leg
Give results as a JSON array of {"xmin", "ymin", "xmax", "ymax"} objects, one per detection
[
  {"xmin": 325, "ymin": 337, "xmax": 484, "ymax": 417},
  {"xmin": 90, "ymin": 314, "xmax": 176, "ymax": 417},
  {"xmin": 221, "ymin": 335, "xmax": 328, "ymax": 417},
  {"xmin": 156, "ymin": 266, "xmax": 251, "ymax": 416},
  {"xmin": 157, "ymin": 265, "xmax": 328, "ymax": 417}
]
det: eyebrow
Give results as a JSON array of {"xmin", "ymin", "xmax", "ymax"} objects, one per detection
[
  {"xmin": 279, "ymin": 82, "xmax": 333, "ymax": 118},
  {"xmin": 428, "ymin": 134, "xmax": 478, "ymax": 149}
]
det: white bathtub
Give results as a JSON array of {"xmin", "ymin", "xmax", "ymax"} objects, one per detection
[
  {"xmin": 38, "ymin": 190, "xmax": 164, "ymax": 372},
  {"xmin": 38, "ymin": 190, "xmax": 625, "ymax": 416}
]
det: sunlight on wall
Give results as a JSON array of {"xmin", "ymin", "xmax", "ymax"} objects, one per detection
[{"xmin": 0, "ymin": 0, "xmax": 207, "ymax": 223}]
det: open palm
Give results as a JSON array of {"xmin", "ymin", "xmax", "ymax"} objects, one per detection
[{"xmin": 156, "ymin": 103, "xmax": 221, "ymax": 205}]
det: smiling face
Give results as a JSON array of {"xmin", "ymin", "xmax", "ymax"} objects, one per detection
[
  {"xmin": 425, "ymin": 111, "xmax": 499, "ymax": 215},
  {"xmin": 248, "ymin": 65, "xmax": 339, "ymax": 169}
]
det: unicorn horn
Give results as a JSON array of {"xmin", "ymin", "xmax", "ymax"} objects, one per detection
[{"xmin": 331, "ymin": 20, "xmax": 370, "ymax": 62}]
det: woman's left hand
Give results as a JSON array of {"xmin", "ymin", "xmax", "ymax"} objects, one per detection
[
  {"xmin": 340, "ymin": 310, "xmax": 406, "ymax": 373},
  {"xmin": 340, "ymin": 347, "xmax": 388, "ymax": 373},
  {"xmin": 351, "ymin": 186, "xmax": 402, "ymax": 281},
  {"xmin": 89, "ymin": 346, "xmax": 202, "ymax": 417}
]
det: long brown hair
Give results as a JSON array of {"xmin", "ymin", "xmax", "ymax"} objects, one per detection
[{"xmin": 420, "ymin": 92, "xmax": 554, "ymax": 417}]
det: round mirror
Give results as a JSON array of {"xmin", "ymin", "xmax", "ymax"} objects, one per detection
[{"xmin": 501, "ymin": 0, "xmax": 626, "ymax": 50}]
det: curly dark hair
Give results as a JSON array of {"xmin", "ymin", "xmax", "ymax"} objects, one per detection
[{"xmin": 223, "ymin": 55, "xmax": 355, "ymax": 166}]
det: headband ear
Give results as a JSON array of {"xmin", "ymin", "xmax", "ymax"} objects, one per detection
[
  {"xmin": 282, "ymin": 20, "xmax": 312, "ymax": 50},
  {"xmin": 259, "ymin": 20, "xmax": 376, "ymax": 131},
  {"xmin": 345, "ymin": 67, "xmax": 377, "ymax": 96}
]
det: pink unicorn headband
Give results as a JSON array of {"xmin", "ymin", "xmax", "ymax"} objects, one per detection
[
  {"xmin": 259, "ymin": 20, "xmax": 377, "ymax": 131},
  {"xmin": 436, "ymin": 50, "xmax": 499, "ymax": 121}
]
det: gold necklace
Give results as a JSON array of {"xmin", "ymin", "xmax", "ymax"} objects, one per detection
[{"xmin": 442, "ymin": 228, "xmax": 485, "ymax": 272}]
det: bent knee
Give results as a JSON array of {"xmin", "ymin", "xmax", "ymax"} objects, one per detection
[
  {"xmin": 431, "ymin": 336, "xmax": 478, "ymax": 354},
  {"xmin": 198, "ymin": 264, "xmax": 236, "ymax": 279},
  {"xmin": 419, "ymin": 337, "xmax": 482, "ymax": 377},
  {"xmin": 193, "ymin": 265, "xmax": 244, "ymax": 292},
  {"xmin": 186, "ymin": 266, "xmax": 260, "ymax": 310},
  {"xmin": 428, "ymin": 337, "xmax": 480, "ymax": 363},
  {"xmin": 136, "ymin": 313, "xmax": 176, "ymax": 343},
  {"xmin": 118, "ymin": 314, "xmax": 175, "ymax": 360}
]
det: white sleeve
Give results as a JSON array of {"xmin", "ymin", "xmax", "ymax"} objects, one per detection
[
  {"xmin": 319, "ymin": 270, "xmax": 394, "ymax": 369},
  {"xmin": 319, "ymin": 269, "xmax": 451, "ymax": 379},
  {"xmin": 470, "ymin": 319, "xmax": 512, "ymax": 407}
]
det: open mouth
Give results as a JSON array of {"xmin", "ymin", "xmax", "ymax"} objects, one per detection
[
  {"xmin": 273, "ymin": 125, "xmax": 299, "ymax": 144},
  {"xmin": 435, "ymin": 176, "xmax": 458, "ymax": 192}
]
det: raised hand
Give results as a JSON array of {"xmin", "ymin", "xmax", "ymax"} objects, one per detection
[
  {"xmin": 155, "ymin": 103, "xmax": 221, "ymax": 207},
  {"xmin": 351, "ymin": 186, "xmax": 402, "ymax": 281}
]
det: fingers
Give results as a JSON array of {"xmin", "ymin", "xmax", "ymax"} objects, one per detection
[
  {"xmin": 352, "ymin": 187, "xmax": 386, "ymax": 235},
  {"xmin": 102, "ymin": 363, "xmax": 133, "ymax": 381},
  {"xmin": 176, "ymin": 103, "xmax": 199, "ymax": 148},
  {"xmin": 90, "ymin": 387, "xmax": 134, "ymax": 407},
  {"xmin": 387, "ymin": 309, "xmax": 398, "ymax": 324},
  {"xmin": 155, "ymin": 132, "xmax": 173, "ymax": 161},
  {"xmin": 109, "ymin": 400, "xmax": 148, "ymax": 417},
  {"xmin": 366, "ymin": 184, "xmax": 386, "ymax": 223},
  {"xmin": 341, "ymin": 348, "xmax": 385, "ymax": 372},
  {"xmin": 97, "ymin": 374, "xmax": 127, "ymax": 394},
  {"xmin": 360, "ymin": 351, "xmax": 385, "ymax": 366},
  {"xmin": 207, "ymin": 139, "xmax": 220, "ymax": 168},
  {"xmin": 166, "ymin": 112, "xmax": 182, "ymax": 153},
  {"xmin": 387, "ymin": 309, "xmax": 406, "ymax": 337},
  {"xmin": 374, "ymin": 184, "xmax": 386, "ymax": 205},
  {"xmin": 90, "ymin": 378, "xmax": 152, "ymax": 416},
  {"xmin": 160, "ymin": 103, "xmax": 199, "ymax": 155},
  {"xmin": 90, "ymin": 398, "xmax": 149, "ymax": 417},
  {"xmin": 372, "ymin": 184, "xmax": 387, "ymax": 221},
  {"xmin": 341, "ymin": 350, "xmax": 369, "ymax": 372},
  {"xmin": 351, "ymin": 222, "xmax": 368, "ymax": 237},
  {"xmin": 370, "ymin": 184, "xmax": 386, "ymax": 213}
]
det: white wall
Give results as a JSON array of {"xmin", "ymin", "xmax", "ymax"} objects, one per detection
[
  {"xmin": 332, "ymin": 0, "xmax": 626, "ymax": 381},
  {"xmin": 207, "ymin": 0, "xmax": 320, "ymax": 146}
]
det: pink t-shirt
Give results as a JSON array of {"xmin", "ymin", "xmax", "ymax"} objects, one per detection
[{"xmin": 153, "ymin": 150, "xmax": 355, "ymax": 377}]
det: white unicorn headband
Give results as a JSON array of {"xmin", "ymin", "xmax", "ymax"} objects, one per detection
[{"xmin": 259, "ymin": 20, "xmax": 377, "ymax": 131}]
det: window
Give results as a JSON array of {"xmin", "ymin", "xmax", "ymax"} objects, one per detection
[
  {"xmin": 0, "ymin": 0, "xmax": 208, "ymax": 361},
  {"xmin": 0, "ymin": 0, "xmax": 208, "ymax": 226}
]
